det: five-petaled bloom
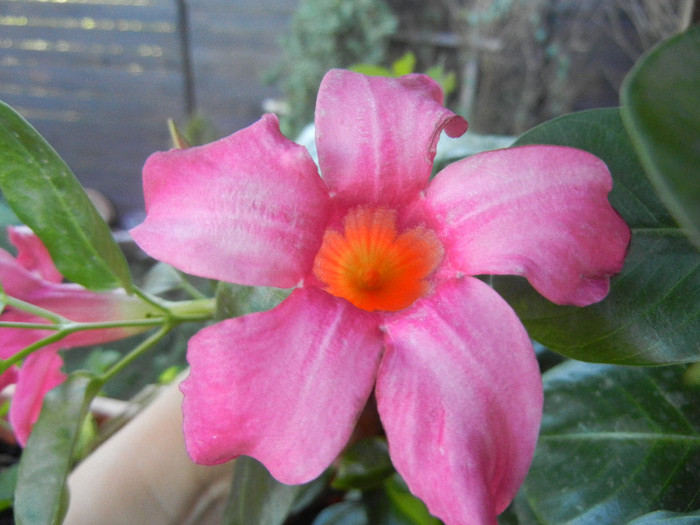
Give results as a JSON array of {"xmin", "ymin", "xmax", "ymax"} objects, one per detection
[
  {"xmin": 131, "ymin": 69, "xmax": 630, "ymax": 524},
  {"xmin": 0, "ymin": 226, "xmax": 157, "ymax": 445}
]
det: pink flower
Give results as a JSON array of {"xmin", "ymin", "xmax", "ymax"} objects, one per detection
[
  {"xmin": 131, "ymin": 70, "xmax": 630, "ymax": 524},
  {"xmin": 0, "ymin": 226, "xmax": 157, "ymax": 445}
]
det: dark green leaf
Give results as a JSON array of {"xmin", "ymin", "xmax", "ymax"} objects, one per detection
[
  {"xmin": 333, "ymin": 437, "xmax": 394, "ymax": 491},
  {"xmin": 0, "ymin": 464, "xmax": 18, "ymax": 512},
  {"xmin": 503, "ymin": 491, "xmax": 539, "ymax": 525},
  {"xmin": 14, "ymin": 372, "xmax": 102, "ymax": 525},
  {"xmin": 289, "ymin": 469, "xmax": 334, "ymax": 516},
  {"xmin": 313, "ymin": 501, "xmax": 369, "ymax": 525},
  {"xmin": 364, "ymin": 473, "xmax": 441, "ymax": 525},
  {"xmin": 0, "ymin": 101, "xmax": 131, "ymax": 291},
  {"xmin": 621, "ymin": 26, "xmax": 700, "ymax": 249},
  {"xmin": 223, "ymin": 455, "xmax": 304, "ymax": 525},
  {"xmin": 496, "ymin": 108, "xmax": 700, "ymax": 365},
  {"xmin": 521, "ymin": 362, "xmax": 700, "ymax": 524},
  {"xmin": 382, "ymin": 474, "xmax": 441, "ymax": 525},
  {"xmin": 627, "ymin": 510, "xmax": 700, "ymax": 524}
]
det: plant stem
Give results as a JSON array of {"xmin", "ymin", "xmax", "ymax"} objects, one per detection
[
  {"xmin": 0, "ymin": 331, "xmax": 69, "ymax": 374},
  {"xmin": 99, "ymin": 324, "xmax": 172, "ymax": 383},
  {"xmin": 3, "ymin": 295, "xmax": 67, "ymax": 324}
]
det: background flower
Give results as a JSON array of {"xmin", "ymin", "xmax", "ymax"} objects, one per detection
[{"xmin": 0, "ymin": 226, "xmax": 158, "ymax": 445}]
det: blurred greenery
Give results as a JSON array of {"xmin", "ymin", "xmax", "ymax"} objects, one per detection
[{"xmin": 270, "ymin": 0, "xmax": 397, "ymax": 137}]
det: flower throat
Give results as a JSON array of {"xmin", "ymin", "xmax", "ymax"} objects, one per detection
[{"xmin": 313, "ymin": 207, "xmax": 443, "ymax": 312}]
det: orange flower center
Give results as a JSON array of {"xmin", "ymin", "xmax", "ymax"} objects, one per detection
[{"xmin": 313, "ymin": 207, "xmax": 443, "ymax": 312}]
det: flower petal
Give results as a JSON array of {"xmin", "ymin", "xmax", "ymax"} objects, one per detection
[
  {"xmin": 131, "ymin": 114, "xmax": 331, "ymax": 288},
  {"xmin": 8, "ymin": 226, "xmax": 63, "ymax": 283},
  {"xmin": 0, "ymin": 313, "xmax": 49, "ymax": 359},
  {"xmin": 315, "ymin": 69, "xmax": 467, "ymax": 208},
  {"xmin": 426, "ymin": 145, "xmax": 631, "ymax": 306},
  {"xmin": 0, "ymin": 246, "xmax": 44, "ymax": 300},
  {"xmin": 0, "ymin": 367, "xmax": 18, "ymax": 393},
  {"xmin": 9, "ymin": 347, "xmax": 66, "ymax": 446},
  {"xmin": 180, "ymin": 287, "xmax": 384, "ymax": 483},
  {"xmin": 377, "ymin": 277, "xmax": 543, "ymax": 524},
  {"xmin": 32, "ymin": 288, "xmax": 156, "ymax": 347}
]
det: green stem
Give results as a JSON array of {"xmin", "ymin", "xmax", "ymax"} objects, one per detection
[
  {"xmin": 0, "ymin": 288, "xmax": 215, "ymax": 378},
  {"xmin": 3, "ymin": 296, "xmax": 67, "ymax": 324},
  {"xmin": 131, "ymin": 289, "xmax": 215, "ymax": 320},
  {"xmin": 0, "ymin": 321, "xmax": 61, "ymax": 330},
  {"xmin": 0, "ymin": 331, "xmax": 69, "ymax": 374},
  {"xmin": 176, "ymin": 271, "xmax": 208, "ymax": 299},
  {"xmin": 99, "ymin": 323, "xmax": 172, "ymax": 383},
  {"xmin": 164, "ymin": 297, "xmax": 216, "ymax": 322},
  {"xmin": 0, "ymin": 317, "xmax": 166, "ymax": 331},
  {"xmin": 132, "ymin": 288, "xmax": 171, "ymax": 315}
]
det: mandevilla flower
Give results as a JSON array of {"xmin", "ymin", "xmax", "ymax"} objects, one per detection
[
  {"xmin": 131, "ymin": 69, "xmax": 630, "ymax": 524},
  {"xmin": 0, "ymin": 226, "xmax": 158, "ymax": 445}
]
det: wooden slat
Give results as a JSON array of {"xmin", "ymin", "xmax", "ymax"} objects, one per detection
[
  {"xmin": 0, "ymin": 0, "xmax": 185, "ymax": 223},
  {"xmin": 0, "ymin": 0, "xmax": 296, "ymax": 224},
  {"xmin": 188, "ymin": 0, "xmax": 296, "ymax": 134}
]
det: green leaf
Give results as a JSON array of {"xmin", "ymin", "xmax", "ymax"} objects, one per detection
[
  {"xmin": 627, "ymin": 510, "xmax": 700, "ymax": 524},
  {"xmin": 222, "ymin": 455, "xmax": 305, "ymax": 525},
  {"xmin": 0, "ymin": 101, "xmax": 131, "ymax": 291},
  {"xmin": 495, "ymin": 108, "xmax": 700, "ymax": 365},
  {"xmin": 349, "ymin": 64, "xmax": 393, "ymax": 77},
  {"xmin": 333, "ymin": 437, "xmax": 395, "ymax": 491},
  {"xmin": 313, "ymin": 501, "xmax": 368, "ymax": 525},
  {"xmin": 621, "ymin": 26, "xmax": 700, "ymax": 249},
  {"xmin": 0, "ymin": 464, "xmax": 18, "ymax": 512},
  {"xmin": 364, "ymin": 473, "xmax": 440, "ymax": 525},
  {"xmin": 14, "ymin": 372, "xmax": 102, "ymax": 525},
  {"xmin": 521, "ymin": 362, "xmax": 700, "ymax": 524},
  {"xmin": 391, "ymin": 52, "xmax": 416, "ymax": 76}
]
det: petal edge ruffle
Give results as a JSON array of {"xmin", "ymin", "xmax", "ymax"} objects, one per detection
[
  {"xmin": 426, "ymin": 145, "xmax": 630, "ymax": 306},
  {"xmin": 315, "ymin": 70, "xmax": 467, "ymax": 208},
  {"xmin": 131, "ymin": 114, "xmax": 331, "ymax": 288},
  {"xmin": 180, "ymin": 287, "xmax": 384, "ymax": 484}
]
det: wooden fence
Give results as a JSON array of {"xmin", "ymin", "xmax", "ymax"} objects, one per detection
[{"xmin": 0, "ymin": 0, "xmax": 297, "ymax": 225}]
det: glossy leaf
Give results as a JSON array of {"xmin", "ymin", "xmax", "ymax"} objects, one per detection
[
  {"xmin": 0, "ymin": 101, "xmax": 131, "ymax": 291},
  {"xmin": 313, "ymin": 501, "xmax": 369, "ymax": 525},
  {"xmin": 367, "ymin": 474, "xmax": 441, "ymax": 525},
  {"xmin": 627, "ymin": 510, "xmax": 700, "ymax": 524},
  {"xmin": 621, "ymin": 26, "xmax": 700, "ymax": 249},
  {"xmin": 0, "ymin": 464, "xmax": 17, "ymax": 512},
  {"xmin": 333, "ymin": 437, "xmax": 394, "ymax": 491},
  {"xmin": 520, "ymin": 361, "xmax": 700, "ymax": 524},
  {"xmin": 495, "ymin": 108, "xmax": 700, "ymax": 365},
  {"xmin": 223, "ymin": 455, "xmax": 304, "ymax": 525},
  {"xmin": 14, "ymin": 372, "xmax": 102, "ymax": 525}
]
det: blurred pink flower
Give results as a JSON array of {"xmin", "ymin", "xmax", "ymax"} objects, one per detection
[
  {"xmin": 131, "ymin": 69, "xmax": 630, "ymax": 524},
  {"xmin": 0, "ymin": 226, "xmax": 156, "ymax": 445}
]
